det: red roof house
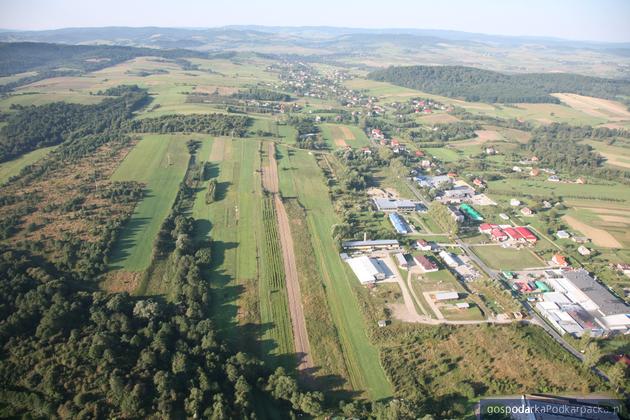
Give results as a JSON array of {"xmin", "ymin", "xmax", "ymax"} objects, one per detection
[
  {"xmin": 552, "ymin": 254, "xmax": 569, "ymax": 267},
  {"xmin": 503, "ymin": 227, "xmax": 524, "ymax": 241}
]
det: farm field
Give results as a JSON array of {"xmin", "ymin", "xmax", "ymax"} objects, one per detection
[
  {"xmin": 562, "ymin": 205, "xmax": 630, "ymax": 248},
  {"xmin": 470, "ymin": 245, "xmax": 544, "ymax": 270},
  {"xmin": 552, "ymin": 93, "xmax": 630, "ymax": 122},
  {"xmin": 486, "ymin": 178, "xmax": 630, "ymax": 203},
  {"xmin": 107, "ymin": 134, "xmax": 191, "ymax": 272},
  {"xmin": 584, "ymin": 140, "xmax": 630, "ymax": 170},
  {"xmin": 0, "ymin": 145, "xmax": 57, "ymax": 185},
  {"xmin": 276, "ymin": 145, "xmax": 393, "ymax": 400},
  {"xmin": 320, "ymin": 123, "xmax": 370, "ymax": 148}
]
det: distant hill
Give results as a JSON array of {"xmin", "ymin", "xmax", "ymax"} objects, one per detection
[
  {"xmin": 0, "ymin": 42, "xmax": 206, "ymax": 76},
  {"xmin": 367, "ymin": 65, "xmax": 630, "ymax": 103}
]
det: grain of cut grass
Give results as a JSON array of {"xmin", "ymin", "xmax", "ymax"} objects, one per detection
[
  {"xmin": 277, "ymin": 145, "xmax": 392, "ymax": 400},
  {"xmin": 0, "ymin": 145, "xmax": 57, "ymax": 185},
  {"xmin": 108, "ymin": 134, "xmax": 190, "ymax": 271}
]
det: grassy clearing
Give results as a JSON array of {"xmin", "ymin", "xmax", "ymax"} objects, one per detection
[
  {"xmin": 470, "ymin": 245, "xmax": 543, "ymax": 270},
  {"xmin": 108, "ymin": 134, "xmax": 190, "ymax": 272},
  {"xmin": 320, "ymin": 123, "xmax": 370, "ymax": 149},
  {"xmin": 259, "ymin": 196, "xmax": 295, "ymax": 368},
  {"xmin": 0, "ymin": 145, "xmax": 57, "ymax": 185},
  {"xmin": 277, "ymin": 145, "xmax": 393, "ymax": 400}
]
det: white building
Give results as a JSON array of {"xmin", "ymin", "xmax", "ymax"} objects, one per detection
[
  {"xmin": 435, "ymin": 291, "xmax": 459, "ymax": 301},
  {"xmin": 346, "ymin": 256, "xmax": 385, "ymax": 285}
]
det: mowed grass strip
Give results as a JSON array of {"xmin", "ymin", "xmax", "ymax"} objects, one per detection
[
  {"xmin": 277, "ymin": 146, "xmax": 392, "ymax": 400},
  {"xmin": 108, "ymin": 134, "xmax": 190, "ymax": 271},
  {"xmin": 0, "ymin": 145, "xmax": 58, "ymax": 185}
]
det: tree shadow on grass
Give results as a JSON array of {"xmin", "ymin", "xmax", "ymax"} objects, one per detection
[{"xmin": 107, "ymin": 216, "xmax": 151, "ymax": 269}]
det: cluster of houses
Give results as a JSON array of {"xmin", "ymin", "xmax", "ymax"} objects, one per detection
[
  {"xmin": 479, "ymin": 223, "xmax": 538, "ymax": 245},
  {"xmin": 534, "ymin": 269, "xmax": 630, "ymax": 337},
  {"xmin": 369, "ymin": 129, "xmax": 409, "ymax": 154}
]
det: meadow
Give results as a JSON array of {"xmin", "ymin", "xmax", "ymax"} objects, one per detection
[
  {"xmin": 108, "ymin": 134, "xmax": 191, "ymax": 271},
  {"xmin": 0, "ymin": 145, "xmax": 57, "ymax": 185},
  {"xmin": 470, "ymin": 245, "xmax": 544, "ymax": 270}
]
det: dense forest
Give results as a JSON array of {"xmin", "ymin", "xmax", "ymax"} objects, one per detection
[
  {"xmin": 0, "ymin": 42, "xmax": 206, "ymax": 77},
  {"xmin": 126, "ymin": 114, "xmax": 252, "ymax": 137},
  {"xmin": 0, "ymin": 86, "xmax": 149, "ymax": 162},
  {"xmin": 0, "ymin": 248, "xmax": 326, "ymax": 418},
  {"xmin": 368, "ymin": 65, "xmax": 630, "ymax": 103}
]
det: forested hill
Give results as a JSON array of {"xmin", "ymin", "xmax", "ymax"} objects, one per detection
[
  {"xmin": 0, "ymin": 42, "xmax": 207, "ymax": 76},
  {"xmin": 368, "ymin": 65, "xmax": 630, "ymax": 103}
]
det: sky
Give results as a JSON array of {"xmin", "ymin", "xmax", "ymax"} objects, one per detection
[{"xmin": 1, "ymin": 0, "xmax": 629, "ymax": 43}]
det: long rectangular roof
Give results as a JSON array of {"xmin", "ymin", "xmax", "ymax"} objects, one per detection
[
  {"xmin": 564, "ymin": 269, "xmax": 630, "ymax": 316},
  {"xmin": 347, "ymin": 256, "xmax": 382, "ymax": 284},
  {"xmin": 342, "ymin": 239, "xmax": 399, "ymax": 248}
]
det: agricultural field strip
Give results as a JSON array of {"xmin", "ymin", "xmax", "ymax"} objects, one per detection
[{"xmin": 262, "ymin": 142, "xmax": 314, "ymax": 373}]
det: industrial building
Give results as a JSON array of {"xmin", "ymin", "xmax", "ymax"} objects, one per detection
[
  {"xmin": 413, "ymin": 255, "xmax": 438, "ymax": 272},
  {"xmin": 342, "ymin": 239, "xmax": 399, "ymax": 251},
  {"xmin": 373, "ymin": 198, "xmax": 420, "ymax": 212},
  {"xmin": 435, "ymin": 291, "xmax": 459, "ymax": 301},
  {"xmin": 447, "ymin": 206, "xmax": 465, "ymax": 223},
  {"xmin": 415, "ymin": 174, "xmax": 452, "ymax": 189},
  {"xmin": 346, "ymin": 256, "xmax": 386, "ymax": 285},
  {"xmin": 394, "ymin": 253, "xmax": 408, "ymax": 268},
  {"xmin": 439, "ymin": 250, "xmax": 463, "ymax": 268},
  {"xmin": 536, "ymin": 269, "xmax": 630, "ymax": 336},
  {"xmin": 459, "ymin": 203, "xmax": 483, "ymax": 221},
  {"xmin": 388, "ymin": 212, "xmax": 412, "ymax": 234}
]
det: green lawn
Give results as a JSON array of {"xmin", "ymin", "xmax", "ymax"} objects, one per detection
[
  {"xmin": 0, "ymin": 145, "xmax": 57, "ymax": 185},
  {"xmin": 108, "ymin": 134, "xmax": 191, "ymax": 271},
  {"xmin": 320, "ymin": 123, "xmax": 371, "ymax": 149},
  {"xmin": 277, "ymin": 145, "xmax": 393, "ymax": 400},
  {"xmin": 471, "ymin": 245, "xmax": 543, "ymax": 270}
]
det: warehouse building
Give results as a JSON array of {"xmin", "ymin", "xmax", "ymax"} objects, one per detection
[
  {"xmin": 346, "ymin": 256, "xmax": 386, "ymax": 285},
  {"xmin": 414, "ymin": 255, "xmax": 438, "ymax": 273},
  {"xmin": 388, "ymin": 212, "xmax": 411, "ymax": 234},
  {"xmin": 536, "ymin": 269, "xmax": 630, "ymax": 336},
  {"xmin": 373, "ymin": 198, "xmax": 420, "ymax": 212},
  {"xmin": 342, "ymin": 239, "xmax": 399, "ymax": 251}
]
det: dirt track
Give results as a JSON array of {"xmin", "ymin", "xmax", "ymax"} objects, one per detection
[{"xmin": 263, "ymin": 142, "xmax": 314, "ymax": 374}]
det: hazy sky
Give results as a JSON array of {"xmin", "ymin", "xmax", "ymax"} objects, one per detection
[{"xmin": 1, "ymin": 0, "xmax": 629, "ymax": 42}]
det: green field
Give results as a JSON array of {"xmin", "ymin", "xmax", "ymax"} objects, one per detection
[
  {"xmin": 108, "ymin": 134, "xmax": 191, "ymax": 271},
  {"xmin": 487, "ymin": 178, "xmax": 630, "ymax": 203},
  {"xmin": 0, "ymin": 145, "xmax": 57, "ymax": 185},
  {"xmin": 320, "ymin": 123, "xmax": 371, "ymax": 148},
  {"xmin": 471, "ymin": 245, "xmax": 543, "ymax": 270},
  {"xmin": 276, "ymin": 145, "xmax": 392, "ymax": 400},
  {"xmin": 190, "ymin": 138, "xmax": 262, "ymax": 342}
]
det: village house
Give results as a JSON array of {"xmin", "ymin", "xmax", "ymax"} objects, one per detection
[
  {"xmin": 578, "ymin": 246, "xmax": 591, "ymax": 256},
  {"xmin": 520, "ymin": 207, "xmax": 534, "ymax": 216},
  {"xmin": 552, "ymin": 254, "xmax": 569, "ymax": 267}
]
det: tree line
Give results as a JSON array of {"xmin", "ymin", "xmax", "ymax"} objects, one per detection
[
  {"xmin": 126, "ymin": 114, "xmax": 252, "ymax": 137},
  {"xmin": 368, "ymin": 65, "xmax": 630, "ymax": 103}
]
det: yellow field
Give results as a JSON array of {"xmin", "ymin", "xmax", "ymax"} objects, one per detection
[{"xmin": 552, "ymin": 93, "xmax": 630, "ymax": 122}]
